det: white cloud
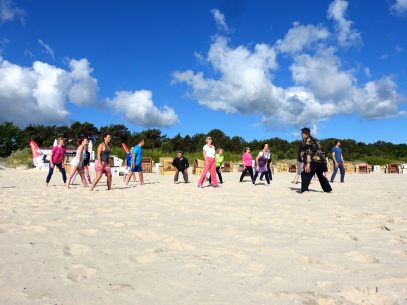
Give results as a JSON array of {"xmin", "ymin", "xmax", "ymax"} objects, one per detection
[
  {"xmin": 68, "ymin": 59, "xmax": 98, "ymax": 106},
  {"xmin": 173, "ymin": 32, "xmax": 403, "ymax": 127},
  {"xmin": 0, "ymin": 57, "xmax": 99, "ymax": 126},
  {"xmin": 211, "ymin": 9, "xmax": 229, "ymax": 32},
  {"xmin": 38, "ymin": 39, "xmax": 55, "ymax": 59},
  {"xmin": 354, "ymin": 77, "xmax": 404, "ymax": 119},
  {"xmin": 327, "ymin": 0, "xmax": 361, "ymax": 47},
  {"xmin": 290, "ymin": 48, "xmax": 355, "ymax": 103},
  {"xmin": 108, "ymin": 90, "xmax": 179, "ymax": 128},
  {"xmin": 276, "ymin": 22, "xmax": 329, "ymax": 53},
  {"xmin": 0, "ymin": 0, "xmax": 24, "ymax": 24},
  {"xmin": 390, "ymin": 0, "xmax": 407, "ymax": 15}
]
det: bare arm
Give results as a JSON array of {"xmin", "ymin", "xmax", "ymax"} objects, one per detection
[
  {"xmin": 132, "ymin": 152, "xmax": 136, "ymax": 168},
  {"xmin": 97, "ymin": 144, "xmax": 103, "ymax": 164},
  {"xmin": 203, "ymin": 150, "xmax": 207, "ymax": 162},
  {"xmin": 255, "ymin": 154, "xmax": 261, "ymax": 169}
]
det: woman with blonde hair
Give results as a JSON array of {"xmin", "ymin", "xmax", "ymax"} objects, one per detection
[
  {"xmin": 209, "ymin": 148, "xmax": 224, "ymax": 184},
  {"xmin": 197, "ymin": 136, "xmax": 219, "ymax": 188},
  {"xmin": 65, "ymin": 136, "xmax": 89, "ymax": 189}
]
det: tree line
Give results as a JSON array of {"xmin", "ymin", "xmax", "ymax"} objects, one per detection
[{"xmin": 0, "ymin": 121, "xmax": 406, "ymax": 165}]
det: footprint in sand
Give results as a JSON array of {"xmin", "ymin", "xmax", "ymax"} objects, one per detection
[
  {"xmin": 129, "ymin": 254, "xmax": 157, "ymax": 264},
  {"xmin": 345, "ymin": 251, "xmax": 379, "ymax": 263},
  {"xmin": 23, "ymin": 225, "xmax": 47, "ymax": 233},
  {"xmin": 79, "ymin": 229, "xmax": 98, "ymax": 237},
  {"xmin": 65, "ymin": 264, "xmax": 97, "ymax": 282},
  {"xmin": 64, "ymin": 244, "xmax": 91, "ymax": 256},
  {"xmin": 296, "ymin": 255, "xmax": 321, "ymax": 264},
  {"xmin": 108, "ymin": 283, "xmax": 134, "ymax": 292},
  {"xmin": 342, "ymin": 286, "xmax": 390, "ymax": 305},
  {"xmin": 130, "ymin": 229, "xmax": 166, "ymax": 241},
  {"xmin": 162, "ymin": 236, "xmax": 195, "ymax": 251}
]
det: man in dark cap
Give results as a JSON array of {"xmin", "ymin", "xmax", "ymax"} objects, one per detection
[{"xmin": 298, "ymin": 127, "xmax": 332, "ymax": 193}]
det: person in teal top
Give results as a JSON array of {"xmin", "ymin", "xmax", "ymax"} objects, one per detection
[
  {"xmin": 125, "ymin": 138, "xmax": 145, "ymax": 186},
  {"xmin": 209, "ymin": 148, "xmax": 224, "ymax": 184}
]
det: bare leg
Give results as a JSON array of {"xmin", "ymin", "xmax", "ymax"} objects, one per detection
[
  {"xmin": 65, "ymin": 165, "xmax": 79, "ymax": 189},
  {"xmin": 90, "ymin": 172, "xmax": 103, "ymax": 191},
  {"xmin": 107, "ymin": 173, "xmax": 112, "ymax": 190},
  {"xmin": 139, "ymin": 172, "xmax": 144, "ymax": 185},
  {"xmin": 124, "ymin": 170, "xmax": 133, "ymax": 186},
  {"xmin": 132, "ymin": 172, "xmax": 137, "ymax": 182},
  {"xmin": 77, "ymin": 168, "xmax": 88, "ymax": 187}
]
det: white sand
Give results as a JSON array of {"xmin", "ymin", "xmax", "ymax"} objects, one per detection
[{"xmin": 0, "ymin": 167, "xmax": 406, "ymax": 305}]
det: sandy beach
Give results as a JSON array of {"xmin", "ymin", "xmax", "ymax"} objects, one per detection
[{"xmin": 0, "ymin": 167, "xmax": 406, "ymax": 305}]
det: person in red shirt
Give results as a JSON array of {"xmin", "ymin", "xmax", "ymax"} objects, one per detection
[{"xmin": 46, "ymin": 137, "xmax": 67, "ymax": 186}]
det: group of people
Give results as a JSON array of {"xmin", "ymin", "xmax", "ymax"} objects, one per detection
[{"xmin": 45, "ymin": 127, "xmax": 345, "ymax": 194}]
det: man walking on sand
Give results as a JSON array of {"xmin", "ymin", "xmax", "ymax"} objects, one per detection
[
  {"xmin": 299, "ymin": 128, "xmax": 332, "ymax": 193},
  {"xmin": 330, "ymin": 140, "xmax": 345, "ymax": 183}
]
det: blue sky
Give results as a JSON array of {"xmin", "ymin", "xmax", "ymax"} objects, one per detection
[{"xmin": 0, "ymin": 0, "xmax": 406, "ymax": 143}]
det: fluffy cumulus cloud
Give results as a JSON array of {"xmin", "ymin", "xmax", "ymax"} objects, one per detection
[
  {"xmin": 0, "ymin": 57, "xmax": 99, "ymax": 126},
  {"xmin": 173, "ymin": 2, "xmax": 403, "ymax": 128},
  {"xmin": 68, "ymin": 59, "xmax": 98, "ymax": 106},
  {"xmin": 108, "ymin": 90, "xmax": 179, "ymax": 128},
  {"xmin": 327, "ymin": 0, "xmax": 361, "ymax": 47},
  {"xmin": 390, "ymin": 0, "xmax": 407, "ymax": 15},
  {"xmin": 0, "ymin": 0, "xmax": 24, "ymax": 24},
  {"xmin": 276, "ymin": 22, "xmax": 329, "ymax": 53}
]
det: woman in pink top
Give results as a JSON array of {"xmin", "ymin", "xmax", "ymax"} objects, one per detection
[
  {"xmin": 239, "ymin": 147, "xmax": 254, "ymax": 182},
  {"xmin": 197, "ymin": 136, "xmax": 219, "ymax": 188},
  {"xmin": 45, "ymin": 137, "xmax": 67, "ymax": 186}
]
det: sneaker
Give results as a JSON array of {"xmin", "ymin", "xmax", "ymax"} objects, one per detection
[{"xmin": 197, "ymin": 184, "xmax": 203, "ymax": 188}]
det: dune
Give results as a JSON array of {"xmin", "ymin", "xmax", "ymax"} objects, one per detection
[{"xmin": 0, "ymin": 168, "xmax": 406, "ymax": 305}]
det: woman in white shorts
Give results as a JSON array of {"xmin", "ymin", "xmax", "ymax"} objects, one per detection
[{"xmin": 66, "ymin": 136, "xmax": 89, "ymax": 189}]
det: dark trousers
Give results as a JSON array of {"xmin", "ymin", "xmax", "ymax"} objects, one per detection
[
  {"xmin": 209, "ymin": 167, "xmax": 223, "ymax": 184},
  {"xmin": 260, "ymin": 164, "xmax": 272, "ymax": 181},
  {"xmin": 174, "ymin": 169, "xmax": 188, "ymax": 183},
  {"xmin": 46, "ymin": 163, "xmax": 67, "ymax": 184},
  {"xmin": 331, "ymin": 162, "xmax": 345, "ymax": 182},
  {"xmin": 301, "ymin": 161, "xmax": 332, "ymax": 193},
  {"xmin": 253, "ymin": 171, "xmax": 270, "ymax": 184},
  {"xmin": 240, "ymin": 166, "xmax": 254, "ymax": 182}
]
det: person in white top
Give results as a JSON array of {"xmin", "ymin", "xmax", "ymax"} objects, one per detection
[
  {"xmin": 65, "ymin": 136, "xmax": 89, "ymax": 189},
  {"xmin": 197, "ymin": 136, "xmax": 219, "ymax": 188}
]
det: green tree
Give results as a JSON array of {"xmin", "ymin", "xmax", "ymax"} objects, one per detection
[
  {"xmin": 68, "ymin": 121, "xmax": 99, "ymax": 140},
  {"xmin": 0, "ymin": 122, "xmax": 21, "ymax": 157},
  {"xmin": 99, "ymin": 124, "xmax": 131, "ymax": 147}
]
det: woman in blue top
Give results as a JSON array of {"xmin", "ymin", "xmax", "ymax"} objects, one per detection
[{"xmin": 125, "ymin": 138, "xmax": 145, "ymax": 186}]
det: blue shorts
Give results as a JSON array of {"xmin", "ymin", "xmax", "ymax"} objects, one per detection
[{"xmin": 130, "ymin": 165, "xmax": 142, "ymax": 172}]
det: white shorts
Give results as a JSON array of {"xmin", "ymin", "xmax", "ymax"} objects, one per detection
[{"xmin": 71, "ymin": 157, "xmax": 79, "ymax": 167}]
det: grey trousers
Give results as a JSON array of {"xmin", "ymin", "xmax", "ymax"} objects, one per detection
[{"xmin": 174, "ymin": 169, "xmax": 188, "ymax": 183}]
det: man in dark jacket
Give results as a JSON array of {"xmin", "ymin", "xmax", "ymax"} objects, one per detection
[
  {"xmin": 299, "ymin": 127, "xmax": 332, "ymax": 193},
  {"xmin": 172, "ymin": 151, "xmax": 189, "ymax": 183}
]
